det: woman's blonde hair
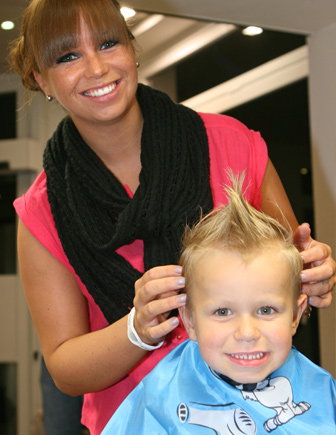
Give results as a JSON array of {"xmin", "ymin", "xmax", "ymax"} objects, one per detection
[
  {"xmin": 9, "ymin": 0, "xmax": 134, "ymax": 92},
  {"xmin": 180, "ymin": 172, "xmax": 302, "ymax": 304}
]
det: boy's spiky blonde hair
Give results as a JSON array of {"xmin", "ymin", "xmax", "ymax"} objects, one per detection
[{"xmin": 180, "ymin": 172, "xmax": 302, "ymax": 305}]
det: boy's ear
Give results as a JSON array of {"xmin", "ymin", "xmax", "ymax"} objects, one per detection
[
  {"xmin": 178, "ymin": 305, "xmax": 197, "ymax": 342},
  {"xmin": 292, "ymin": 293, "xmax": 308, "ymax": 335}
]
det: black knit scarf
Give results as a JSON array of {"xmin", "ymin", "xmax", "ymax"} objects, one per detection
[{"xmin": 43, "ymin": 84, "xmax": 213, "ymax": 324}]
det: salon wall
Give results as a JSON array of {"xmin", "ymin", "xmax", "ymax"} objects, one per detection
[
  {"xmin": 0, "ymin": 72, "xmax": 65, "ymax": 434},
  {"xmin": 0, "ymin": 73, "xmax": 65, "ymax": 173}
]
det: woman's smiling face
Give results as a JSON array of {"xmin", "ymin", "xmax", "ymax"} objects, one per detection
[
  {"xmin": 34, "ymin": 16, "xmax": 138, "ymax": 128},
  {"xmin": 180, "ymin": 249, "xmax": 307, "ymax": 384}
]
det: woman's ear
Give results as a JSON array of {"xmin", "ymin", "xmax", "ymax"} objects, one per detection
[
  {"xmin": 33, "ymin": 71, "xmax": 51, "ymax": 96},
  {"xmin": 292, "ymin": 293, "xmax": 308, "ymax": 336},
  {"xmin": 179, "ymin": 305, "xmax": 197, "ymax": 342}
]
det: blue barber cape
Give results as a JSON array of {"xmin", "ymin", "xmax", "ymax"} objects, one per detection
[{"xmin": 102, "ymin": 340, "xmax": 336, "ymax": 434}]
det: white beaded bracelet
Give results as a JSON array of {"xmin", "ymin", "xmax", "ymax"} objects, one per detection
[{"xmin": 127, "ymin": 307, "xmax": 164, "ymax": 351}]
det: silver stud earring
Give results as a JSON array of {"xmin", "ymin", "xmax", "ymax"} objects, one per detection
[
  {"xmin": 46, "ymin": 95, "xmax": 53, "ymax": 102},
  {"xmin": 136, "ymin": 62, "xmax": 140, "ymax": 69}
]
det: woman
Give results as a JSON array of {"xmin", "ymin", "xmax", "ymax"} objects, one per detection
[{"xmin": 10, "ymin": 0, "xmax": 335, "ymax": 434}]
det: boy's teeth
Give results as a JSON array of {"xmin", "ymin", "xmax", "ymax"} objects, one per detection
[
  {"xmin": 84, "ymin": 82, "xmax": 116, "ymax": 97},
  {"xmin": 230, "ymin": 352, "xmax": 265, "ymax": 360}
]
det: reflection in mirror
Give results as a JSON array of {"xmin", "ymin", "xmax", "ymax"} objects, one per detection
[{"xmin": 126, "ymin": 12, "xmax": 305, "ymax": 100}]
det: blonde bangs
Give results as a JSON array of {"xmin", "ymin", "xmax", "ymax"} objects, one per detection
[{"xmin": 26, "ymin": 0, "xmax": 132, "ymax": 73}]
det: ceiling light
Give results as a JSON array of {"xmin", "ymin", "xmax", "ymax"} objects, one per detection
[
  {"xmin": 242, "ymin": 26, "xmax": 263, "ymax": 36},
  {"xmin": 121, "ymin": 7, "xmax": 136, "ymax": 19},
  {"xmin": 1, "ymin": 21, "xmax": 15, "ymax": 30}
]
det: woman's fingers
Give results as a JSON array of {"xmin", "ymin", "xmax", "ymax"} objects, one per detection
[
  {"xmin": 140, "ymin": 293, "xmax": 186, "ymax": 321},
  {"xmin": 302, "ymin": 271, "xmax": 335, "ymax": 304},
  {"xmin": 301, "ymin": 254, "xmax": 335, "ymax": 307},
  {"xmin": 307, "ymin": 291, "xmax": 333, "ymax": 309},
  {"xmin": 134, "ymin": 274, "xmax": 185, "ymax": 308},
  {"xmin": 133, "ymin": 293, "xmax": 186, "ymax": 344},
  {"xmin": 132, "ymin": 265, "xmax": 186, "ymax": 345},
  {"xmin": 302, "ymin": 257, "xmax": 335, "ymax": 285},
  {"xmin": 301, "ymin": 242, "xmax": 333, "ymax": 268},
  {"xmin": 135, "ymin": 315, "xmax": 181, "ymax": 344},
  {"xmin": 134, "ymin": 265, "xmax": 183, "ymax": 299},
  {"xmin": 297, "ymin": 233, "xmax": 335, "ymax": 307}
]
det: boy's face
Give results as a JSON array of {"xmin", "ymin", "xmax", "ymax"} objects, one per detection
[{"xmin": 179, "ymin": 249, "xmax": 307, "ymax": 384}]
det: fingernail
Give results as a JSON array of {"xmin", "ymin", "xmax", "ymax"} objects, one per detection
[
  {"xmin": 175, "ymin": 266, "xmax": 182, "ymax": 274},
  {"xmin": 170, "ymin": 317, "xmax": 179, "ymax": 326},
  {"xmin": 301, "ymin": 273, "xmax": 306, "ymax": 282},
  {"xmin": 176, "ymin": 277, "xmax": 185, "ymax": 286},
  {"xmin": 177, "ymin": 293, "xmax": 186, "ymax": 303}
]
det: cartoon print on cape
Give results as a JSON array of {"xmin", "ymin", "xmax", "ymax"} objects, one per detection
[
  {"xmin": 100, "ymin": 342, "xmax": 336, "ymax": 435},
  {"xmin": 177, "ymin": 375, "xmax": 311, "ymax": 434}
]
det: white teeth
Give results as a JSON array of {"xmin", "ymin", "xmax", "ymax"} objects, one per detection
[
  {"xmin": 84, "ymin": 82, "xmax": 117, "ymax": 97},
  {"xmin": 230, "ymin": 352, "xmax": 265, "ymax": 360}
]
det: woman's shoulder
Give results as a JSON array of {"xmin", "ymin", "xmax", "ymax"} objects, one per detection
[
  {"xmin": 13, "ymin": 170, "xmax": 68, "ymax": 264},
  {"xmin": 14, "ymin": 170, "xmax": 49, "ymax": 220},
  {"xmin": 199, "ymin": 112, "xmax": 268, "ymax": 210},
  {"xmin": 198, "ymin": 111, "xmax": 266, "ymax": 156},
  {"xmin": 199, "ymin": 112, "xmax": 257, "ymax": 136}
]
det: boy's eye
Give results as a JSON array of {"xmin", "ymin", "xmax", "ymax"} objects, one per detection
[
  {"xmin": 100, "ymin": 40, "xmax": 118, "ymax": 50},
  {"xmin": 215, "ymin": 308, "xmax": 231, "ymax": 316},
  {"xmin": 55, "ymin": 53, "xmax": 78, "ymax": 64},
  {"xmin": 258, "ymin": 306, "xmax": 275, "ymax": 315}
]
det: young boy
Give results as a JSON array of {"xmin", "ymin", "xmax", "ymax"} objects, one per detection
[{"xmin": 102, "ymin": 175, "xmax": 336, "ymax": 434}]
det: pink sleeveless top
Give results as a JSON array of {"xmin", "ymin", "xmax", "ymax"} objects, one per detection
[{"xmin": 14, "ymin": 112, "xmax": 267, "ymax": 434}]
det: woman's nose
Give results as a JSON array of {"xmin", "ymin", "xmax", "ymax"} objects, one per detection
[
  {"xmin": 234, "ymin": 315, "xmax": 260, "ymax": 342},
  {"xmin": 84, "ymin": 52, "xmax": 109, "ymax": 79}
]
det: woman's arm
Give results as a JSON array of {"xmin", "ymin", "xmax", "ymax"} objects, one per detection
[
  {"xmin": 261, "ymin": 159, "xmax": 335, "ymax": 308},
  {"xmin": 18, "ymin": 220, "xmax": 185, "ymax": 396},
  {"xmin": 260, "ymin": 158, "xmax": 299, "ymax": 229}
]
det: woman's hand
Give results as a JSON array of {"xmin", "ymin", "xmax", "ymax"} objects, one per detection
[
  {"xmin": 133, "ymin": 265, "xmax": 186, "ymax": 345},
  {"xmin": 294, "ymin": 223, "xmax": 335, "ymax": 308}
]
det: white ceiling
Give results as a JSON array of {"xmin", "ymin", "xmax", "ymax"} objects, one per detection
[
  {"xmin": 127, "ymin": 0, "xmax": 336, "ymax": 34},
  {"xmin": 0, "ymin": 0, "xmax": 335, "ymax": 77}
]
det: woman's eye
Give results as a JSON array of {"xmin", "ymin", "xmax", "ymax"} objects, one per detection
[
  {"xmin": 55, "ymin": 53, "xmax": 78, "ymax": 64},
  {"xmin": 258, "ymin": 306, "xmax": 275, "ymax": 315},
  {"xmin": 215, "ymin": 308, "xmax": 231, "ymax": 316},
  {"xmin": 100, "ymin": 40, "xmax": 118, "ymax": 50}
]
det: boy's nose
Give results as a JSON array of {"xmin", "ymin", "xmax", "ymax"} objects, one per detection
[{"xmin": 234, "ymin": 315, "xmax": 260, "ymax": 342}]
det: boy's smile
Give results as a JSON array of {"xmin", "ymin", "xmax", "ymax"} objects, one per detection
[
  {"xmin": 180, "ymin": 249, "xmax": 307, "ymax": 385},
  {"xmin": 227, "ymin": 351, "xmax": 269, "ymax": 366}
]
